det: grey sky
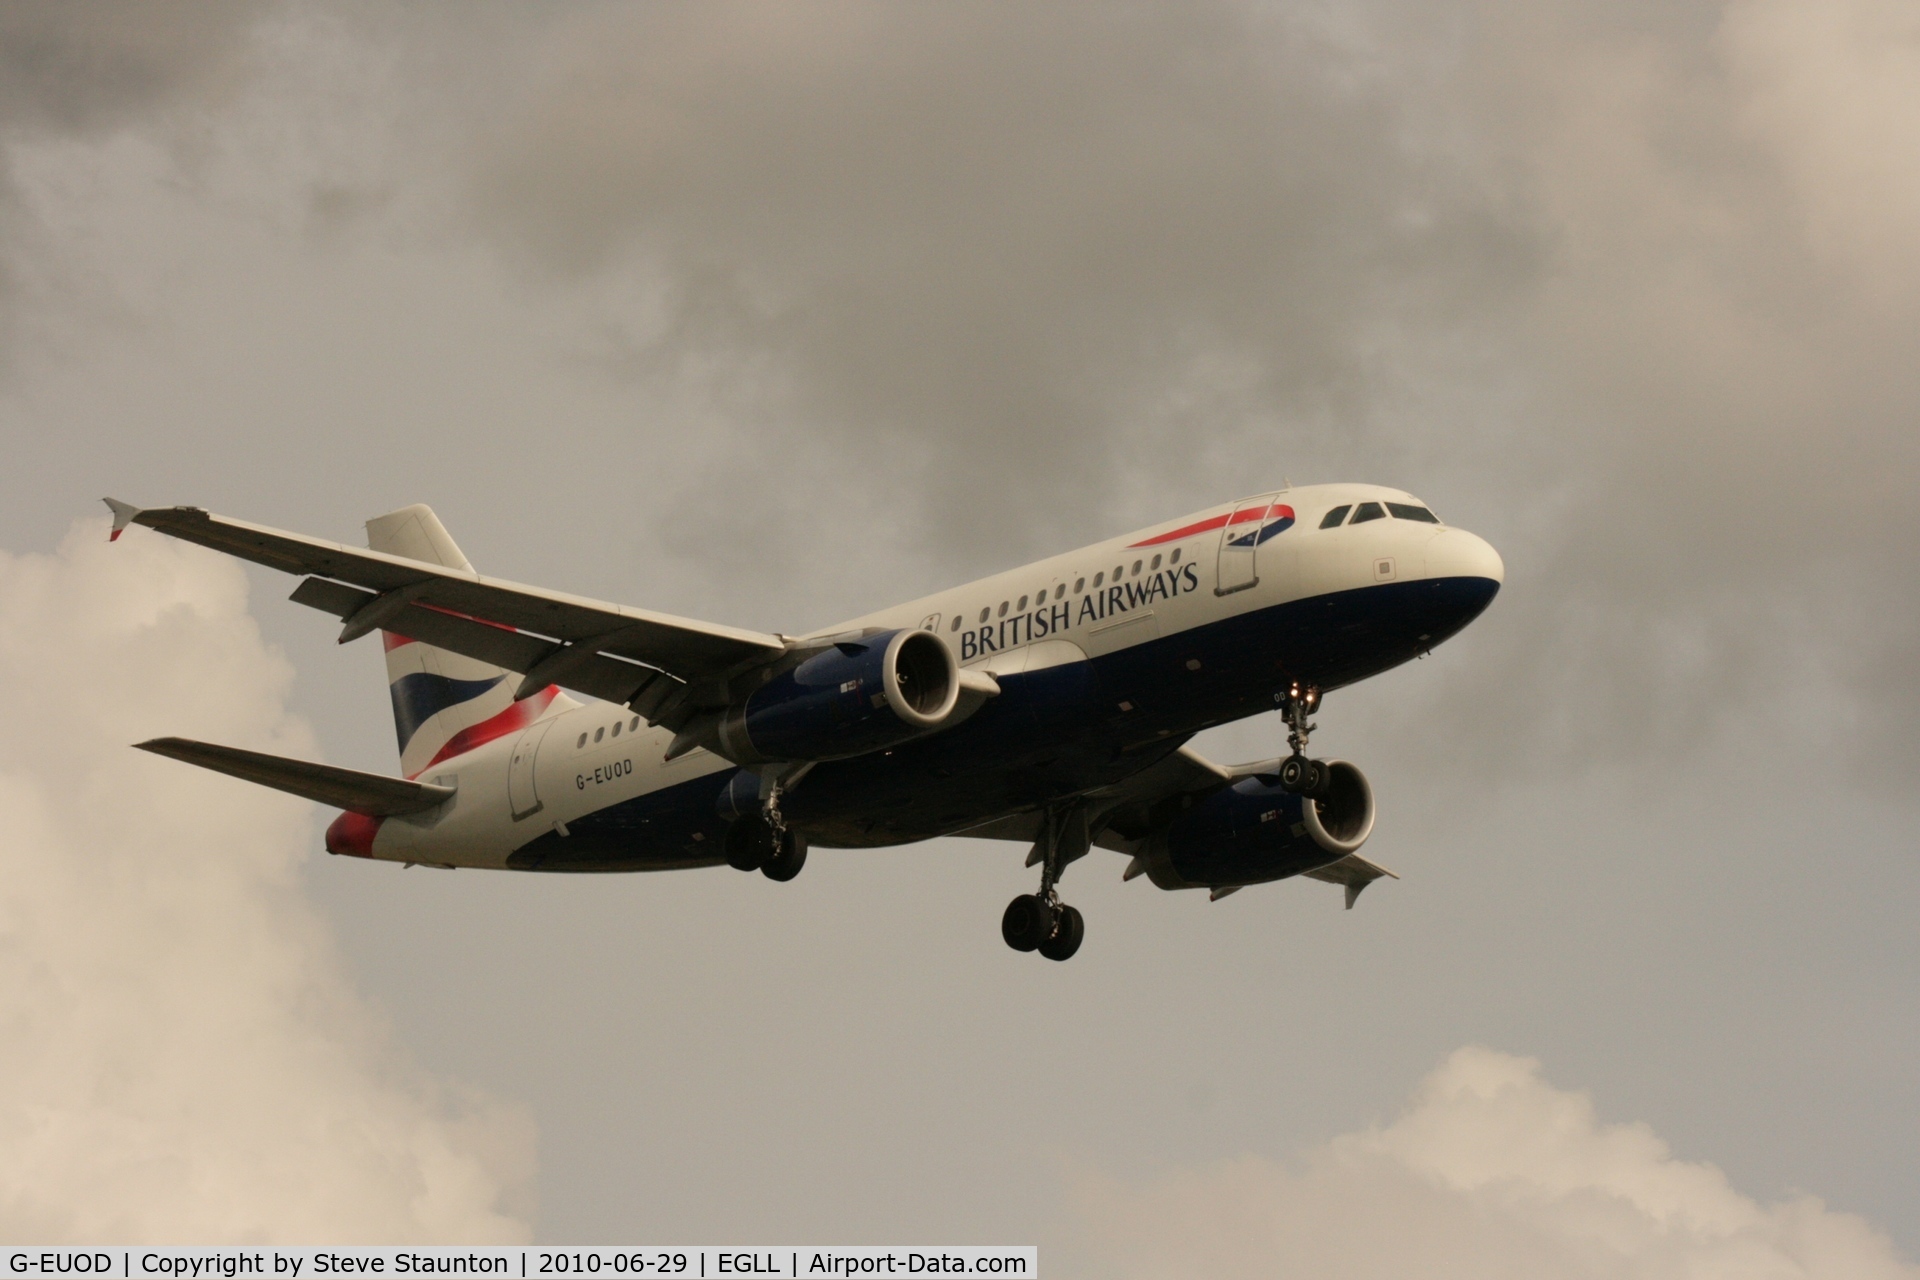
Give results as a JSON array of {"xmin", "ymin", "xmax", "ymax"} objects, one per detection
[{"xmin": 0, "ymin": 0, "xmax": 1915, "ymax": 1268}]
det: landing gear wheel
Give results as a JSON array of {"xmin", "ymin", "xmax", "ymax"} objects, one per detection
[
  {"xmin": 760, "ymin": 830, "xmax": 807, "ymax": 882},
  {"xmin": 1038, "ymin": 904, "xmax": 1084, "ymax": 962},
  {"xmin": 1279, "ymin": 755, "xmax": 1333, "ymax": 797},
  {"xmin": 723, "ymin": 817, "xmax": 769, "ymax": 872},
  {"xmin": 1002, "ymin": 894, "xmax": 1052, "ymax": 952}
]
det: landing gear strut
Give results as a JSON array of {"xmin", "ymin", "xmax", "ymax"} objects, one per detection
[
  {"xmin": 1002, "ymin": 805, "xmax": 1089, "ymax": 961},
  {"xmin": 1277, "ymin": 682, "xmax": 1333, "ymax": 798}
]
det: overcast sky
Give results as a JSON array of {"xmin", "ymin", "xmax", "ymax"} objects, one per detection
[{"xmin": 0, "ymin": 1, "xmax": 1916, "ymax": 1271}]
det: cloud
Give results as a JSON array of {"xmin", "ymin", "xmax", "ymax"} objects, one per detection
[
  {"xmin": 442, "ymin": 0, "xmax": 1920, "ymax": 784},
  {"xmin": 1069, "ymin": 1046, "xmax": 1916, "ymax": 1279},
  {"xmin": 10, "ymin": 1, "xmax": 1918, "ymax": 781},
  {"xmin": 463, "ymin": 2, "xmax": 1512, "ymax": 561},
  {"xmin": 0, "ymin": 2, "xmax": 258, "ymax": 135},
  {"xmin": 0, "ymin": 2, "xmax": 265, "ymax": 375},
  {"xmin": 0, "ymin": 520, "xmax": 533, "ymax": 1241}
]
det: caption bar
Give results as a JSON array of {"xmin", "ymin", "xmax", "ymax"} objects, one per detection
[{"xmin": 6, "ymin": 1251, "xmax": 1034, "ymax": 1280}]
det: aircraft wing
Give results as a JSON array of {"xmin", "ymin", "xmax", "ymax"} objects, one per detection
[
  {"xmin": 108, "ymin": 500, "xmax": 789, "ymax": 717},
  {"xmin": 958, "ymin": 744, "xmax": 1397, "ymax": 905},
  {"xmin": 955, "ymin": 745, "xmax": 1233, "ymax": 852}
]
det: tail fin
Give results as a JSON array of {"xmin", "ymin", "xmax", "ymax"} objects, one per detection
[{"xmin": 368, "ymin": 504, "xmax": 567, "ymax": 778}]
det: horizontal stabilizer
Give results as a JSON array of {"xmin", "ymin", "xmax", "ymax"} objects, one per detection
[{"xmin": 134, "ymin": 737, "xmax": 454, "ymax": 817}]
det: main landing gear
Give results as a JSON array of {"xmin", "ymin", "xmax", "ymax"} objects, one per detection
[
  {"xmin": 723, "ymin": 777, "xmax": 808, "ymax": 882},
  {"xmin": 1276, "ymin": 681, "xmax": 1334, "ymax": 798},
  {"xmin": 1002, "ymin": 805, "xmax": 1089, "ymax": 961}
]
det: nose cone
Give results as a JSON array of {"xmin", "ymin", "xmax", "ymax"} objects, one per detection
[{"xmin": 1428, "ymin": 528, "xmax": 1504, "ymax": 586}]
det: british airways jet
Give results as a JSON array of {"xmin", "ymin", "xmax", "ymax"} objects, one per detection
[{"xmin": 108, "ymin": 486, "xmax": 1500, "ymax": 961}]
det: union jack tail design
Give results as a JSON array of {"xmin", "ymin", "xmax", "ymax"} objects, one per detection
[{"xmin": 366, "ymin": 505, "xmax": 565, "ymax": 779}]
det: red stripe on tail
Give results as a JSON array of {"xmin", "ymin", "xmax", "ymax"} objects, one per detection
[{"xmin": 408, "ymin": 685, "xmax": 560, "ymax": 778}]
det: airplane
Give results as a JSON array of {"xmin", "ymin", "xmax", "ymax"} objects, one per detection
[{"xmin": 107, "ymin": 484, "xmax": 1502, "ymax": 961}]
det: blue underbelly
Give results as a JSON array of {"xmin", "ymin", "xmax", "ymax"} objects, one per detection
[{"xmin": 507, "ymin": 575, "xmax": 1498, "ymax": 869}]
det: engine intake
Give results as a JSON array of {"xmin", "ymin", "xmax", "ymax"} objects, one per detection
[
  {"xmin": 1301, "ymin": 760, "xmax": 1373, "ymax": 852},
  {"xmin": 718, "ymin": 628, "xmax": 959, "ymax": 763},
  {"xmin": 1137, "ymin": 760, "xmax": 1375, "ymax": 891}
]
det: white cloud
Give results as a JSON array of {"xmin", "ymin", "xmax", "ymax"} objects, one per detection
[
  {"xmin": 1069, "ymin": 1046, "xmax": 1915, "ymax": 1279},
  {"xmin": 0, "ymin": 521, "xmax": 534, "ymax": 1242}
]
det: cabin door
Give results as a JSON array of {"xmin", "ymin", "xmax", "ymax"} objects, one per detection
[{"xmin": 1216, "ymin": 495, "xmax": 1279, "ymax": 595}]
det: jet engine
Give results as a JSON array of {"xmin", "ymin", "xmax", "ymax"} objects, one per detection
[
  {"xmin": 717, "ymin": 628, "xmax": 960, "ymax": 763},
  {"xmin": 1134, "ymin": 761, "xmax": 1375, "ymax": 891}
]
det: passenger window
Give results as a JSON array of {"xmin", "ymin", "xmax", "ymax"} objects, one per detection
[
  {"xmin": 1055, "ymin": 584, "xmax": 1065, "ymax": 600},
  {"xmin": 1319, "ymin": 505, "xmax": 1352, "ymax": 529},
  {"xmin": 1131, "ymin": 561, "xmax": 1142, "ymax": 576},
  {"xmin": 979, "ymin": 607, "xmax": 990, "ymax": 623},
  {"xmin": 1113, "ymin": 565, "xmax": 1123, "ymax": 579},
  {"xmin": 1150, "ymin": 554, "xmax": 1162, "ymax": 570},
  {"xmin": 997, "ymin": 601, "xmax": 1008, "ymax": 617},
  {"xmin": 1350, "ymin": 502, "xmax": 1386, "ymax": 524},
  {"xmin": 594, "ymin": 727, "xmax": 605, "ymax": 743},
  {"xmin": 1386, "ymin": 502, "xmax": 1440, "ymax": 524},
  {"xmin": 1075, "ymin": 577, "xmax": 1086, "ymax": 592},
  {"xmin": 950, "ymin": 615, "xmax": 962, "ymax": 631},
  {"xmin": 611, "ymin": 722, "xmax": 621, "ymax": 738},
  {"xmin": 1093, "ymin": 572, "xmax": 1104, "ymax": 587},
  {"xmin": 1017, "ymin": 595, "xmax": 1028, "ymax": 610},
  {"xmin": 629, "ymin": 717, "xmax": 640, "ymax": 732},
  {"xmin": 576, "ymin": 733, "xmax": 588, "ymax": 749},
  {"xmin": 1170, "ymin": 547, "xmax": 1181, "ymax": 564}
]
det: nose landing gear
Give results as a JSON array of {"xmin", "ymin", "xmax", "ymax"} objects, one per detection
[
  {"xmin": 1277, "ymin": 682, "xmax": 1333, "ymax": 798},
  {"xmin": 1002, "ymin": 804, "xmax": 1089, "ymax": 961}
]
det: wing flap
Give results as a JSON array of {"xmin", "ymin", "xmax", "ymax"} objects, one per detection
[
  {"xmin": 288, "ymin": 577, "xmax": 683, "ymax": 708},
  {"xmin": 134, "ymin": 737, "xmax": 454, "ymax": 817},
  {"xmin": 120, "ymin": 503, "xmax": 787, "ymax": 682},
  {"xmin": 1302, "ymin": 852, "xmax": 1400, "ymax": 909}
]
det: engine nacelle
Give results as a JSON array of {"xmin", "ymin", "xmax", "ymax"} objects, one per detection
[
  {"xmin": 717, "ymin": 628, "xmax": 960, "ymax": 763},
  {"xmin": 1136, "ymin": 761, "xmax": 1375, "ymax": 891}
]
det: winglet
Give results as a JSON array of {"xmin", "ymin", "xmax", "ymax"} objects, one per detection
[{"xmin": 103, "ymin": 498, "xmax": 142, "ymax": 542}]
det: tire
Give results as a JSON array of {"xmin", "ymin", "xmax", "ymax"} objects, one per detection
[
  {"xmin": 1038, "ymin": 904, "xmax": 1084, "ymax": 962},
  {"xmin": 723, "ymin": 817, "xmax": 769, "ymax": 872},
  {"xmin": 1001, "ymin": 894, "xmax": 1052, "ymax": 952},
  {"xmin": 1278, "ymin": 755, "xmax": 1309, "ymax": 793},
  {"xmin": 761, "ymin": 830, "xmax": 808, "ymax": 882},
  {"xmin": 1304, "ymin": 759, "xmax": 1331, "ymax": 798}
]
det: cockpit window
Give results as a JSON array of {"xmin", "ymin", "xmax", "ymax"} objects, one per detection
[
  {"xmin": 1319, "ymin": 505, "xmax": 1352, "ymax": 529},
  {"xmin": 1349, "ymin": 501, "xmax": 1386, "ymax": 524},
  {"xmin": 1386, "ymin": 502, "xmax": 1439, "ymax": 524}
]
